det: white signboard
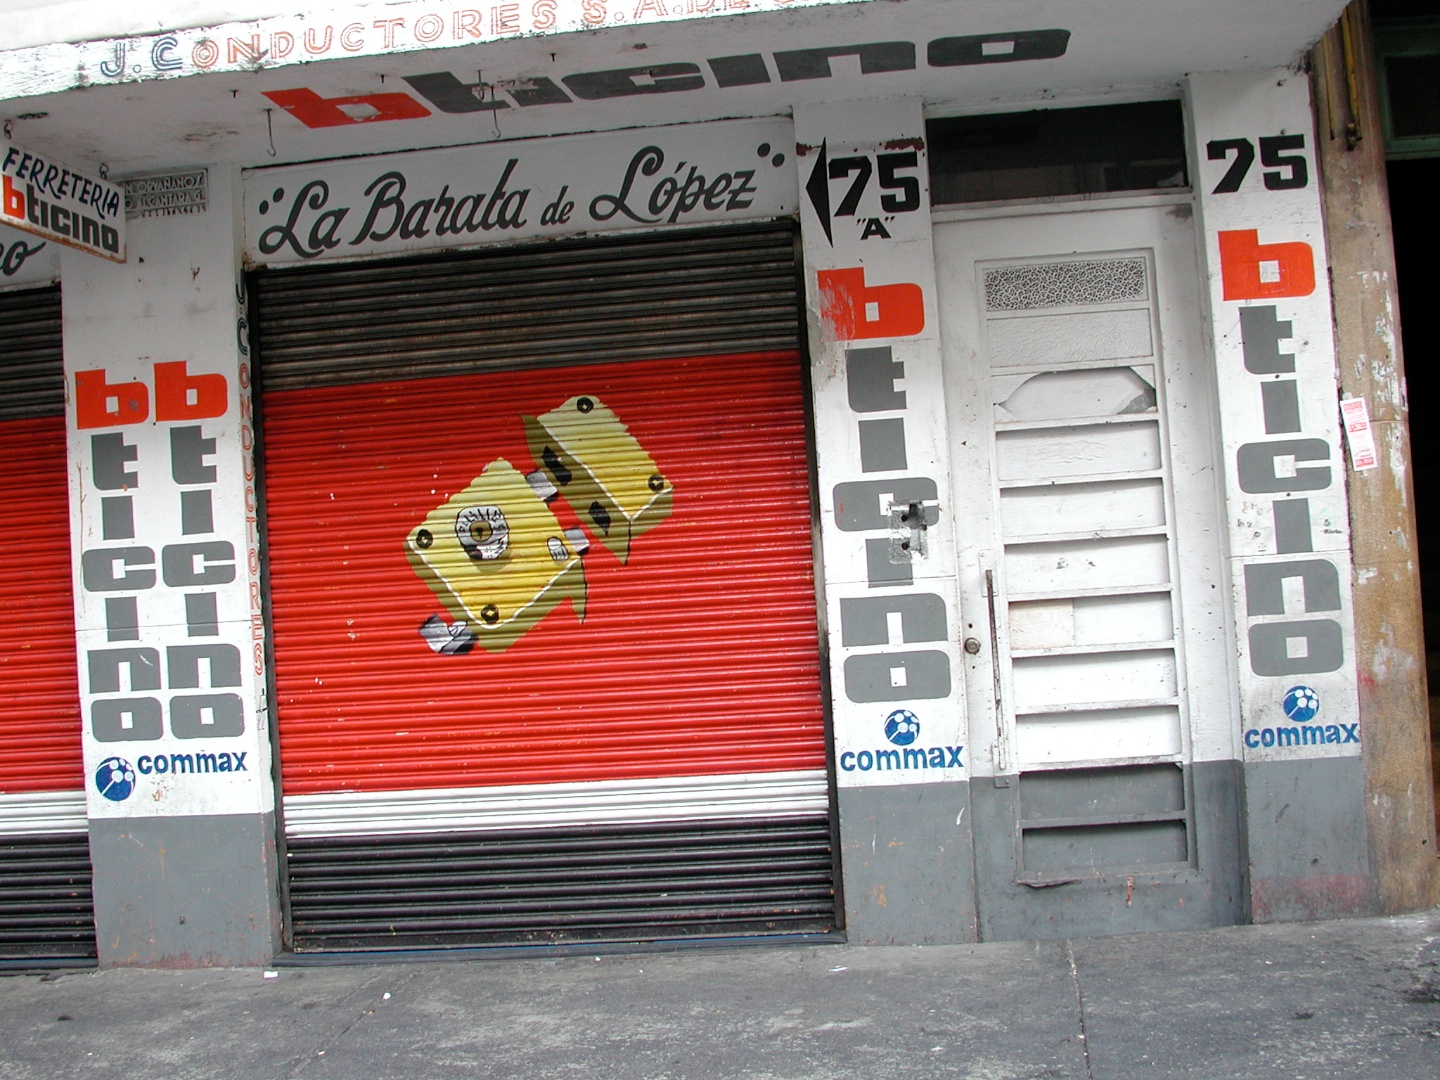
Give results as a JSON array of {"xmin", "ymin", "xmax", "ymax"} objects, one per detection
[
  {"xmin": 2, "ymin": 0, "xmax": 870, "ymax": 96},
  {"xmin": 70, "ymin": 353, "xmax": 272, "ymax": 819},
  {"xmin": 1188, "ymin": 70, "xmax": 1361, "ymax": 763},
  {"xmin": 245, "ymin": 117, "xmax": 796, "ymax": 262},
  {"xmin": 796, "ymin": 97, "xmax": 965, "ymax": 788},
  {"xmin": 2, "ymin": 139, "xmax": 125, "ymax": 262}
]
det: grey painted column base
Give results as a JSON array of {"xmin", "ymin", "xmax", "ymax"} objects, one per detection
[
  {"xmin": 836, "ymin": 759, "xmax": 1374, "ymax": 941},
  {"xmin": 89, "ymin": 813, "xmax": 282, "ymax": 966},
  {"xmin": 1244, "ymin": 756, "xmax": 1375, "ymax": 922},
  {"xmin": 837, "ymin": 781, "xmax": 978, "ymax": 945}
]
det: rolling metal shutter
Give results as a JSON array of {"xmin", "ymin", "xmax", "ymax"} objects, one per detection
[
  {"xmin": 0, "ymin": 285, "xmax": 97, "ymax": 965},
  {"xmin": 254, "ymin": 222, "xmax": 839, "ymax": 951}
]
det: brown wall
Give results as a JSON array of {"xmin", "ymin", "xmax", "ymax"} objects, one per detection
[{"xmin": 1311, "ymin": 0, "xmax": 1440, "ymax": 913}]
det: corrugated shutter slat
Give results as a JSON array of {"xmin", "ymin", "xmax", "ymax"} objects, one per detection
[
  {"xmin": 0, "ymin": 837, "xmax": 96, "ymax": 962},
  {"xmin": 285, "ymin": 819, "xmax": 835, "ymax": 949},
  {"xmin": 0, "ymin": 287, "xmax": 64, "ymax": 420}
]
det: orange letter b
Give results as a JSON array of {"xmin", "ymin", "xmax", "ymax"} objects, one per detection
[
  {"xmin": 817, "ymin": 267, "xmax": 926, "ymax": 341},
  {"xmin": 1219, "ymin": 229, "xmax": 1315, "ymax": 301},
  {"xmin": 154, "ymin": 361, "xmax": 228, "ymax": 421},
  {"xmin": 75, "ymin": 370, "xmax": 149, "ymax": 429},
  {"xmin": 262, "ymin": 88, "xmax": 431, "ymax": 129}
]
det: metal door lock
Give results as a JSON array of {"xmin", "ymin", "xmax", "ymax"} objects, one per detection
[
  {"xmin": 963, "ymin": 637, "xmax": 981, "ymax": 655},
  {"xmin": 889, "ymin": 499, "xmax": 939, "ymax": 563}
]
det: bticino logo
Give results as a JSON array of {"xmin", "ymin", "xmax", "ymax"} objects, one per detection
[{"xmin": 2, "ymin": 174, "xmax": 122, "ymax": 256}]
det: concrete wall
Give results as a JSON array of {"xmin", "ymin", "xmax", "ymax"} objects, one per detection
[{"xmin": 1186, "ymin": 67, "xmax": 1375, "ymax": 921}]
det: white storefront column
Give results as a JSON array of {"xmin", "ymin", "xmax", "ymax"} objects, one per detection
[
  {"xmin": 1186, "ymin": 69, "xmax": 1371, "ymax": 922},
  {"xmin": 62, "ymin": 167, "xmax": 281, "ymax": 965},
  {"xmin": 795, "ymin": 97, "xmax": 973, "ymax": 943}
]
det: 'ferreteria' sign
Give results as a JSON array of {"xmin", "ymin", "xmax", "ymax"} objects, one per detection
[{"xmin": 2, "ymin": 138, "xmax": 125, "ymax": 262}]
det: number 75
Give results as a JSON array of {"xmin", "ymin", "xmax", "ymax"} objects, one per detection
[{"xmin": 1206, "ymin": 135, "xmax": 1309, "ymax": 193}]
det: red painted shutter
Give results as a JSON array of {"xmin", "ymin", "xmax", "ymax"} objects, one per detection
[
  {"xmin": 0, "ymin": 285, "xmax": 95, "ymax": 964},
  {"xmin": 261, "ymin": 349, "xmax": 824, "ymax": 794},
  {"xmin": 0, "ymin": 287, "xmax": 83, "ymax": 796},
  {"xmin": 255, "ymin": 223, "xmax": 826, "ymax": 799},
  {"xmin": 255, "ymin": 225, "xmax": 837, "ymax": 949}
]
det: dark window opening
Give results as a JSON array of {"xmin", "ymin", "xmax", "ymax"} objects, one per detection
[
  {"xmin": 1385, "ymin": 54, "xmax": 1440, "ymax": 139},
  {"xmin": 1386, "ymin": 156, "xmax": 1440, "ymax": 835},
  {"xmin": 1373, "ymin": 7, "xmax": 1440, "ymax": 157},
  {"xmin": 927, "ymin": 100, "xmax": 1188, "ymax": 206}
]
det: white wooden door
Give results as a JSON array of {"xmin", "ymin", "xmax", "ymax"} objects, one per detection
[{"xmin": 935, "ymin": 201, "xmax": 1243, "ymax": 938}]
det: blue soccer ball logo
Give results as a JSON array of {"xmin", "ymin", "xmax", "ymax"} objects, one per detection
[
  {"xmin": 95, "ymin": 757, "xmax": 136, "ymax": 802},
  {"xmin": 884, "ymin": 710, "xmax": 921, "ymax": 746},
  {"xmin": 1283, "ymin": 685, "xmax": 1320, "ymax": 724}
]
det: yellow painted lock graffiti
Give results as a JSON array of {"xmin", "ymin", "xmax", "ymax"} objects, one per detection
[{"xmin": 406, "ymin": 396, "xmax": 672, "ymax": 655}]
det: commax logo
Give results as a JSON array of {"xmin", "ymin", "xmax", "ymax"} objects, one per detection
[
  {"xmin": 840, "ymin": 710, "xmax": 961, "ymax": 774},
  {"xmin": 1245, "ymin": 682, "xmax": 1356, "ymax": 750},
  {"xmin": 95, "ymin": 756, "xmax": 136, "ymax": 802},
  {"xmin": 1282, "ymin": 684, "xmax": 1320, "ymax": 723},
  {"xmin": 884, "ymin": 709, "xmax": 920, "ymax": 746}
]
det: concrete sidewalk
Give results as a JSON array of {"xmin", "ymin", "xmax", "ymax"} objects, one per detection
[{"xmin": 3, "ymin": 911, "xmax": 1439, "ymax": 1080}]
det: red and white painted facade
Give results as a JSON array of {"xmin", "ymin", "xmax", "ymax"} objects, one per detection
[{"xmin": 1, "ymin": 0, "xmax": 1419, "ymax": 963}]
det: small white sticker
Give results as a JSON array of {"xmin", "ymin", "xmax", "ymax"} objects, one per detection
[{"xmin": 1340, "ymin": 397, "xmax": 1378, "ymax": 471}]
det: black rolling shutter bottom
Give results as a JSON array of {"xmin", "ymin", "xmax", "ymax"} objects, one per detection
[
  {"xmin": 285, "ymin": 820, "xmax": 838, "ymax": 951},
  {"xmin": 0, "ymin": 836, "xmax": 96, "ymax": 963}
]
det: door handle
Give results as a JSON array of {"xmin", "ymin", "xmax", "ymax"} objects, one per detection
[{"xmin": 984, "ymin": 566, "xmax": 1010, "ymax": 776}]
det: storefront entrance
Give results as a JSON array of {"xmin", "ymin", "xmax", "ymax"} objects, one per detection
[
  {"xmin": 253, "ymin": 222, "xmax": 840, "ymax": 952},
  {"xmin": 935, "ymin": 202, "xmax": 1246, "ymax": 938}
]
